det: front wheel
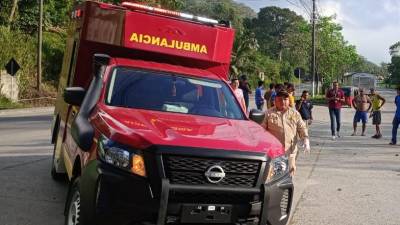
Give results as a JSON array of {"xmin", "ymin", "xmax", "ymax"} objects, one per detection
[{"xmin": 65, "ymin": 178, "xmax": 83, "ymax": 225}]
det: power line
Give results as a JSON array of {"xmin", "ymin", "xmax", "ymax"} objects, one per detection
[
  {"xmin": 298, "ymin": 0, "xmax": 312, "ymax": 16},
  {"xmin": 282, "ymin": 0, "xmax": 312, "ymax": 17}
]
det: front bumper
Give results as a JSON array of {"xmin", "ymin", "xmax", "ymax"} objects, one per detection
[{"xmin": 80, "ymin": 150, "xmax": 293, "ymax": 225}]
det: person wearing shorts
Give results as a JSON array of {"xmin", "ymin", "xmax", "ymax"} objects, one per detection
[
  {"xmin": 351, "ymin": 88, "xmax": 372, "ymax": 136},
  {"xmin": 369, "ymin": 88, "xmax": 385, "ymax": 139}
]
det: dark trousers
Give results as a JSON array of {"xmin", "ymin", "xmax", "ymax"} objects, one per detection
[
  {"xmin": 391, "ymin": 116, "xmax": 400, "ymax": 144},
  {"xmin": 329, "ymin": 108, "xmax": 341, "ymax": 136},
  {"xmin": 256, "ymin": 103, "xmax": 263, "ymax": 110}
]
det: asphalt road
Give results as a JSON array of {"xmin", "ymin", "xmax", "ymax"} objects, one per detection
[
  {"xmin": 0, "ymin": 108, "xmax": 66, "ymax": 225},
  {"xmin": 0, "ymin": 88, "xmax": 399, "ymax": 225}
]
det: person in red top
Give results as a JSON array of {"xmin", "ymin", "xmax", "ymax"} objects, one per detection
[{"xmin": 325, "ymin": 81, "xmax": 345, "ymax": 140}]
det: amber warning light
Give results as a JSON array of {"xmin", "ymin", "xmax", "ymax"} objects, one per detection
[{"xmin": 121, "ymin": 2, "xmax": 219, "ymax": 25}]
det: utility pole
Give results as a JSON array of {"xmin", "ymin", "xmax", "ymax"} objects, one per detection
[
  {"xmin": 37, "ymin": 0, "xmax": 43, "ymax": 92},
  {"xmin": 311, "ymin": 0, "xmax": 316, "ymax": 97}
]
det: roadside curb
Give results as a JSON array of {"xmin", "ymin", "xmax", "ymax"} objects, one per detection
[{"xmin": 0, "ymin": 107, "xmax": 54, "ymax": 116}]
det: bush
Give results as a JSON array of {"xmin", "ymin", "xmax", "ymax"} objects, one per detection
[
  {"xmin": 0, "ymin": 95, "xmax": 22, "ymax": 109},
  {"xmin": 0, "ymin": 26, "xmax": 63, "ymax": 99},
  {"xmin": 42, "ymin": 31, "xmax": 66, "ymax": 87},
  {"xmin": 0, "ymin": 26, "xmax": 37, "ymax": 98}
]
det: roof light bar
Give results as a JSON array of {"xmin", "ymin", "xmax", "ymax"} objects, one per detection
[{"xmin": 121, "ymin": 2, "xmax": 219, "ymax": 25}]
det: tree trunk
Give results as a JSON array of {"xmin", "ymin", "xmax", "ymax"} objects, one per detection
[{"xmin": 8, "ymin": 0, "xmax": 18, "ymax": 29}]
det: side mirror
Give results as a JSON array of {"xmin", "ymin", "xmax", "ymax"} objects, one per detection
[
  {"xmin": 63, "ymin": 87, "xmax": 86, "ymax": 106},
  {"xmin": 249, "ymin": 109, "xmax": 265, "ymax": 124}
]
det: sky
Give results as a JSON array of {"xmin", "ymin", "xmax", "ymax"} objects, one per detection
[{"xmin": 234, "ymin": 0, "xmax": 400, "ymax": 64}]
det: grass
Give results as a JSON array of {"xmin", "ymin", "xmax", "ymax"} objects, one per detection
[
  {"xmin": 0, "ymin": 95, "xmax": 23, "ymax": 110},
  {"xmin": 309, "ymin": 95, "xmax": 327, "ymax": 105}
]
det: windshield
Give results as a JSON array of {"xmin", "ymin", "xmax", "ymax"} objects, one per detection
[{"xmin": 105, "ymin": 67, "xmax": 245, "ymax": 120}]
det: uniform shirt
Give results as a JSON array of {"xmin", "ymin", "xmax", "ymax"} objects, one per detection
[
  {"xmin": 262, "ymin": 107, "xmax": 309, "ymax": 156},
  {"xmin": 326, "ymin": 88, "xmax": 345, "ymax": 109}
]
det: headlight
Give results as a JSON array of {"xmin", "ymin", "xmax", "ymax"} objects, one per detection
[
  {"xmin": 266, "ymin": 156, "xmax": 288, "ymax": 183},
  {"xmin": 98, "ymin": 135, "xmax": 146, "ymax": 177}
]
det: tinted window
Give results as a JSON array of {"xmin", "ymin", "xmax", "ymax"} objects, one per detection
[{"xmin": 106, "ymin": 67, "xmax": 244, "ymax": 120}]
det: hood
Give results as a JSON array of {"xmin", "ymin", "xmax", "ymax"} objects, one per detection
[{"xmin": 95, "ymin": 106, "xmax": 284, "ymax": 158}]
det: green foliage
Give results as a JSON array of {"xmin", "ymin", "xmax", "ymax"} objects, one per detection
[
  {"xmin": 0, "ymin": 95, "xmax": 22, "ymax": 109},
  {"xmin": 42, "ymin": 32, "xmax": 66, "ymax": 86},
  {"xmin": 315, "ymin": 17, "xmax": 359, "ymax": 84},
  {"xmin": 310, "ymin": 95, "xmax": 326, "ymax": 105},
  {"xmin": 100, "ymin": 0, "xmax": 183, "ymax": 10},
  {"xmin": 181, "ymin": 0, "xmax": 254, "ymax": 31},
  {"xmin": 249, "ymin": 7, "xmax": 306, "ymax": 62},
  {"xmin": 389, "ymin": 56, "xmax": 400, "ymax": 84},
  {"xmin": 0, "ymin": 26, "xmax": 37, "ymax": 98},
  {"xmin": 390, "ymin": 41, "xmax": 400, "ymax": 51}
]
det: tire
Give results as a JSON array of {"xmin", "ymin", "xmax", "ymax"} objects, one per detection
[
  {"xmin": 51, "ymin": 130, "xmax": 66, "ymax": 181},
  {"xmin": 65, "ymin": 178, "xmax": 84, "ymax": 225}
]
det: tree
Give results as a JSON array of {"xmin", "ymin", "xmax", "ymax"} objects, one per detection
[
  {"xmin": 390, "ymin": 41, "xmax": 400, "ymax": 57},
  {"xmin": 230, "ymin": 29, "xmax": 259, "ymax": 77},
  {"xmin": 315, "ymin": 16, "xmax": 358, "ymax": 86},
  {"xmin": 249, "ymin": 7, "xmax": 306, "ymax": 62},
  {"xmin": 181, "ymin": 0, "xmax": 254, "ymax": 32},
  {"xmin": 389, "ymin": 56, "xmax": 400, "ymax": 85}
]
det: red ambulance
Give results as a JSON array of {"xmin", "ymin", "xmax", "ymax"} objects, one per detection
[{"xmin": 50, "ymin": 1, "xmax": 293, "ymax": 225}]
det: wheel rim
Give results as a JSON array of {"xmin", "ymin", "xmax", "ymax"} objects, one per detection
[{"xmin": 67, "ymin": 189, "xmax": 81, "ymax": 225}]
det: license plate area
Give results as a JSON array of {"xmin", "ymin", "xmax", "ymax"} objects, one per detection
[{"xmin": 180, "ymin": 204, "xmax": 232, "ymax": 224}]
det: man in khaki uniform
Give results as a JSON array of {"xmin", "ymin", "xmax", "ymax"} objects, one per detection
[{"xmin": 262, "ymin": 90, "xmax": 310, "ymax": 176}]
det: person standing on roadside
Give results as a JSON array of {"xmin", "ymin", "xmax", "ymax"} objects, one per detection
[
  {"xmin": 255, "ymin": 81, "xmax": 265, "ymax": 110},
  {"xmin": 231, "ymin": 78, "xmax": 246, "ymax": 112},
  {"xmin": 287, "ymin": 83, "xmax": 296, "ymax": 108},
  {"xmin": 390, "ymin": 87, "xmax": 400, "ymax": 145},
  {"xmin": 351, "ymin": 88, "xmax": 372, "ymax": 136},
  {"xmin": 296, "ymin": 90, "xmax": 313, "ymax": 127},
  {"xmin": 369, "ymin": 88, "xmax": 386, "ymax": 139},
  {"xmin": 264, "ymin": 83, "xmax": 276, "ymax": 109},
  {"xmin": 262, "ymin": 90, "xmax": 310, "ymax": 176},
  {"xmin": 325, "ymin": 81, "xmax": 345, "ymax": 140},
  {"xmin": 239, "ymin": 75, "xmax": 252, "ymax": 111}
]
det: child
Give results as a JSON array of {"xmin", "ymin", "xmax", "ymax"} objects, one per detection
[{"xmin": 296, "ymin": 90, "xmax": 313, "ymax": 126}]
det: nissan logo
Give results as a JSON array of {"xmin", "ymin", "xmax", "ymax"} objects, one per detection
[{"xmin": 204, "ymin": 165, "xmax": 225, "ymax": 184}]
